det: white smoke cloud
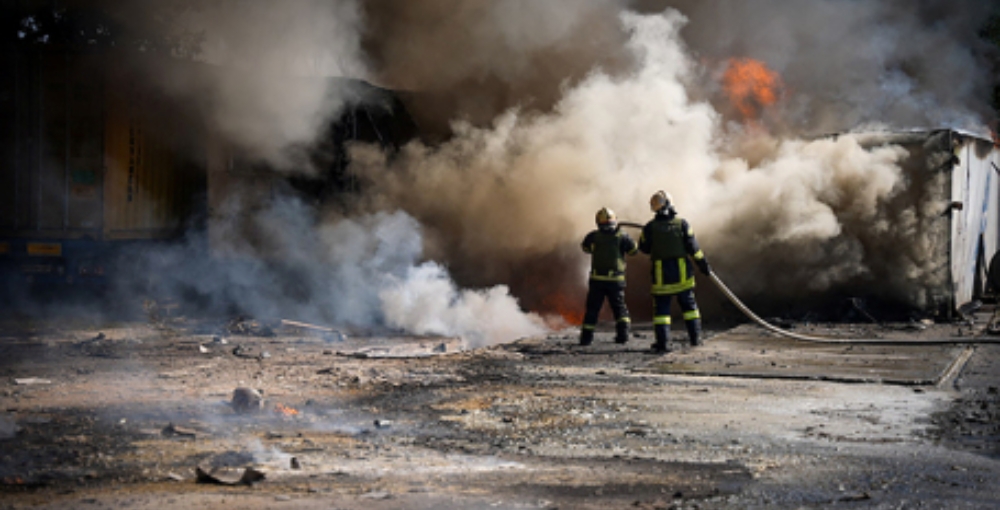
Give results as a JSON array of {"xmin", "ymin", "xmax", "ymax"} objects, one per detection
[
  {"xmin": 380, "ymin": 263, "xmax": 546, "ymax": 347},
  {"xmin": 151, "ymin": 0, "xmax": 371, "ymax": 171},
  {"xmin": 353, "ymin": 5, "xmax": 974, "ymax": 315},
  {"xmin": 91, "ymin": 0, "xmax": 997, "ymax": 335}
]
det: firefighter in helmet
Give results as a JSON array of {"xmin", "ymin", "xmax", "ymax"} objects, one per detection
[
  {"xmin": 579, "ymin": 207, "xmax": 639, "ymax": 346},
  {"xmin": 639, "ymin": 191, "xmax": 711, "ymax": 353}
]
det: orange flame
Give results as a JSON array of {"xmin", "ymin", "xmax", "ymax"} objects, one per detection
[
  {"xmin": 722, "ymin": 57, "xmax": 783, "ymax": 121},
  {"xmin": 538, "ymin": 292, "xmax": 585, "ymax": 327},
  {"xmin": 274, "ymin": 403, "xmax": 299, "ymax": 417}
]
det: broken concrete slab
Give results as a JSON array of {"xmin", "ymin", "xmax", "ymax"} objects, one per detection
[{"xmin": 644, "ymin": 329, "xmax": 971, "ymax": 385}]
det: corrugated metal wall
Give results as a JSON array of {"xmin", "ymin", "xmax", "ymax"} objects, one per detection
[
  {"xmin": 0, "ymin": 50, "xmax": 206, "ymax": 241},
  {"xmin": 0, "ymin": 52, "xmax": 105, "ymax": 236},
  {"xmin": 102, "ymin": 60, "xmax": 205, "ymax": 240},
  {"xmin": 950, "ymin": 135, "xmax": 1000, "ymax": 307}
]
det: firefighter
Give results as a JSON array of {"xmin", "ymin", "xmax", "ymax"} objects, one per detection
[
  {"xmin": 639, "ymin": 191, "xmax": 711, "ymax": 353},
  {"xmin": 579, "ymin": 207, "xmax": 639, "ymax": 346}
]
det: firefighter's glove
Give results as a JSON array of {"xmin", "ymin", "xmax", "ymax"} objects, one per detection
[{"xmin": 695, "ymin": 258, "xmax": 711, "ymax": 276}]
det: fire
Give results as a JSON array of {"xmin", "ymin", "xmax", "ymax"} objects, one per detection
[
  {"xmin": 722, "ymin": 57, "xmax": 783, "ymax": 121},
  {"xmin": 274, "ymin": 403, "xmax": 299, "ymax": 417},
  {"xmin": 538, "ymin": 292, "xmax": 585, "ymax": 327}
]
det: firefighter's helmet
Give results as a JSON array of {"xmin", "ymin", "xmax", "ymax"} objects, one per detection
[
  {"xmin": 650, "ymin": 190, "xmax": 673, "ymax": 213},
  {"xmin": 595, "ymin": 207, "xmax": 617, "ymax": 226}
]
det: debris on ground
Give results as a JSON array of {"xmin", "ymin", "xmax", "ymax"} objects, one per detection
[
  {"xmin": 161, "ymin": 423, "xmax": 198, "ymax": 439},
  {"xmin": 195, "ymin": 465, "xmax": 266, "ymax": 486},
  {"xmin": 227, "ymin": 317, "xmax": 275, "ymax": 337},
  {"xmin": 230, "ymin": 387, "xmax": 264, "ymax": 414},
  {"xmin": 13, "ymin": 378, "xmax": 51, "ymax": 385}
]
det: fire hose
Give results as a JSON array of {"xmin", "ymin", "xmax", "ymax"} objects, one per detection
[{"xmin": 617, "ymin": 221, "xmax": 1000, "ymax": 345}]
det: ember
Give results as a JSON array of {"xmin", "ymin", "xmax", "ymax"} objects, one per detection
[
  {"xmin": 722, "ymin": 57, "xmax": 783, "ymax": 121},
  {"xmin": 274, "ymin": 403, "xmax": 299, "ymax": 417}
]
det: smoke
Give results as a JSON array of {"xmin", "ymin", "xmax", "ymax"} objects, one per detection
[
  {"xmin": 348, "ymin": 1, "xmax": 997, "ymax": 316},
  {"xmin": 42, "ymin": 0, "xmax": 993, "ymax": 340},
  {"xmin": 643, "ymin": 0, "xmax": 997, "ymax": 136},
  {"xmin": 133, "ymin": 197, "xmax": 544, "ymax": 347},
  {"xmin": 144, "ymin": 0, "xmax": 371, "ymax": 171}
]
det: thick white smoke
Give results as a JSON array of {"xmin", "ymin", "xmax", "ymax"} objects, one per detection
[
  {"xmin": 111, "ymin": 0, "xmax": 998, "ymax": 340},
  {"xmin": 109, "ymin": 1, "xmax": 550, "ymax": 346},
  {"xmin": 353, "ymin": 8, "xmax": 953, "ymax": 315},
  {"xmin": 152, "ymin": 0, "xmax": 370, "ymax": 170},
  {"xmin": 140, "ymin": 199, "xmax": 545, "ymax": 347}
]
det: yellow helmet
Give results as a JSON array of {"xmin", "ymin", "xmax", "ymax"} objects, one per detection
[
  {"xmin": 650, "ymin": 190, "xmax": 673, "ymax": 212},
  {"xmin": 595, "ymin": 207, "xmax": 617, "ymax": 226}
]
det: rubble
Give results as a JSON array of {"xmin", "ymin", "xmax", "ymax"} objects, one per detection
[
  {"xmin": 161, "ymin": 423, "xmax": 198, "ymax": 439},
  {"xmin": 230, "ymin": 387, "xmax": 264, "ymax": 414},
  {"xmin": 1, "ymin": 316, "xmax": 1000, "ymax": 509},
  {"xmin": 195, "ymin": 465, "xmax": 266, "ymax": 486}
]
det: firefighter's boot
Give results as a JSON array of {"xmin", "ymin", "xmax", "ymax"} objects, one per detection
[
  {"xmin": 686, "ymin": 319, "xmax": 703, "ymax": 347},
  {"xmin": 614, "ymin": 321, "xmax": 630, "ymax": 344},
  {"xmin": 651, "ymin": 325, "xmax": 671, "ymax": 353},
  {"xmin": 579, "ymin": 328, "xmax": 594, "ymax": 346}
]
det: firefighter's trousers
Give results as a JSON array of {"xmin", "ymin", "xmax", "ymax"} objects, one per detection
[
  {"xmin": 652, "ymin": 288, "xmax": 702, "ymax": 349},
  {"xmin": 580, "ymin": 280, "xmax": 631, "ymax": 345}
]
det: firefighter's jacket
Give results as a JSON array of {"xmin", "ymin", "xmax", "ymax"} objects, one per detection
[
  {"xmin": 581, "ymin": 226, "xmax": 638, "ymax": 285},
  {"xmin": 639, "ymin": 210, "xmax": 706, "ymax": 295}
]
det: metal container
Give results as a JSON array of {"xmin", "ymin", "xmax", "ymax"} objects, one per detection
[
  {"xmin": 853, "ymin": 130, "xmax": 1000, "ymax": 315},
  {"xmin": 0, "ymin": 49, "xmax": 207, "ymax": 284}
]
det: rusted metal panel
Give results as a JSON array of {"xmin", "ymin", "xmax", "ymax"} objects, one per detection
[
  {"xmin": 0, "ymin": 50, "xmax": 206, "ymax": 241},
  {"xmin": 0, "ymin": 52, "xmax": 105, "ymax": 237},
  {"xmin": 102, "ymin": 59, "xmax": 206, "ymax": 240}
]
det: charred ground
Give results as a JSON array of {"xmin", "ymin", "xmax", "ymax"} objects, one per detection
[{"xmin": 1, "ymin": 304, "xmax": 1000, "ymax": 509}]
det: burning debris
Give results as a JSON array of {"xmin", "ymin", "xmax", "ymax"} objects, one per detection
[{"xmin": 273, "ymin": 403, "xmax": 299, "ymax": 418}]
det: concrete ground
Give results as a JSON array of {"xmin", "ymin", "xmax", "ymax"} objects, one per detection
[{"xmin": 2, "ymin": 311, "xmax": 1000, "ymax": 509}]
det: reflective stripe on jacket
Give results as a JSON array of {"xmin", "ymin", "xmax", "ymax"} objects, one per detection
[{"xmin": 639, "ymin": 212, "xmax": 705, "ymax": 295}]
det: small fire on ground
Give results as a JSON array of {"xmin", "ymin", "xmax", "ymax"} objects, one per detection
[
  {"xmin": 274, "ymin": 403, "xmax": 299, "ymax": 417},
  {"xmin": 538, "ymin": 292, "xmax": 585, "ymax": 328}
]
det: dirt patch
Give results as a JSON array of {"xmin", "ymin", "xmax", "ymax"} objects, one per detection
[{"xmin": 2, "ymin": 313, "xmax": 1000, "ymax": 509}]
